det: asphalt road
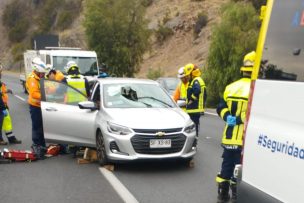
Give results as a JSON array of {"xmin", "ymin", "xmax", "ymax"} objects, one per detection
[{"xmin": 0, "ymin": 73, "xmax": 225, "ymax": 203}]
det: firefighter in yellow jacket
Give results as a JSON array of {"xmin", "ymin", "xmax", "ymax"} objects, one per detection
[
  {"xmin": 215, "ymin": 51, "xmax": 255, "ymax": 203},
  {"xmin": 185, "ymin": 63, "xmax": 207, "ymax": 137},
  {"xmin": 0, "ymin": 65, "xmax": 22, "ymax": 145}
]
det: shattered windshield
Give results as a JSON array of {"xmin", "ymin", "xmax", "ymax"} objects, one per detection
[{"xmin": 103, "ymin": 83, "xmax": 176, "ymax": 108}]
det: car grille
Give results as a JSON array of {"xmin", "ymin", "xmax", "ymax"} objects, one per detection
[
  {"xmin": 133, "ymin": 128, "xmax": 183, "ymax": 134},
  {"xmin": 131, "ymin": 132, "xmax": 186, "ymax": 155}
]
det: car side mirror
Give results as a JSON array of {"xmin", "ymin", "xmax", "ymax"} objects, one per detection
[
  {"xmin": 78, "ymin": 101, "xmax": 98, "ymax": 111},
  {"xmin": 177, "ymin": 100, "xmax": 186, "ymax": 108}
]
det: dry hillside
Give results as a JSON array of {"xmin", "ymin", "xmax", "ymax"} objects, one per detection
[
  {"xmin": 0, "ymin": 0, "xmax": 227, "ymax": 77},
  {"xmin": 138, "ymin": 0, "xmax": 227, "ymax": 77}
]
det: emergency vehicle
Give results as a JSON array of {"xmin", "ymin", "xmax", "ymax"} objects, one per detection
[
  {"xmin": 20, "ymin": 47, "xmax": 99, "ymax": 93},
  {"xmin": 235, "ymin": 0, "xmax": 304, "ymax": 202}
]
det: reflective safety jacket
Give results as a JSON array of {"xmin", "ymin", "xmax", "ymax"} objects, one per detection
[
  {"xmin": 186, "ymin": 76, "xmax": 206, "ymax": 114},
  {"xmin": 26, "ymin": 71, "xmax": 41, "ymax": 107},
  {"xmin": 217, "ymin": 77, "xmax": 251, "ymax": 148},
  {"xmin": 66, "ymin": 74, "xmax": 87, "ymax": 103},
  {"xmin": 0, "ymin": 82, "xmax": 8, "ymax": 107},
  {"xmin": 173, "ymin": 81, "xmax": 188, "ymax": 111}
]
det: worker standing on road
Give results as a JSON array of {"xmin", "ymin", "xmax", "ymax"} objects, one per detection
[
  {"xmin": 26, "ymin": 57, "xmax": 48, "ymax": 159},
  {"xmin": 215, "ymin": 51, "xmax": 255, "ymax": 203},
  {"xmin": 0, "ymin": 85, "xmax": 8, "ymax": 145},
  {"xmin": 184, "ymin": 63, "xmax": 207, "ymax": 138},
  {"xmin": 62, "ymin": 61, "xmax": 90, "ymax": 102},
  {"xmin": 45, "ymin": 64, "xmax": 65, "ymax": 82},
  {"xmin": 0, "ymin": 65, "xmax": 22, "ymax": 144},
  {"xmin": 172, "ymin": 67, "xmax": 189, "ymax": 111}
]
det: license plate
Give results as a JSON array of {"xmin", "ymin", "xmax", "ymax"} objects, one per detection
[{"xmin": 149, "ymin": 139, "xmax": 171, "ymax": 148}]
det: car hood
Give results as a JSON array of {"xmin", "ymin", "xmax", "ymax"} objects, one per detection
[{"xmin": 103, "ymin": 108, "xmax": 190, "ymax": 129}]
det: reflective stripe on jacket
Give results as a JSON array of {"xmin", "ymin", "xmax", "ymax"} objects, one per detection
[
  {"xmin": 66, "ymin": 75, "xmax": 87, "ymax": 103},
  {"xmin": 217, "ymin": 77, "xmax": 251, "ymax": 147},
  {"xmin": 186, "ymin": 76, "xmax": 206, "ymax": 113},
  {"xmin": 26, "ymin": 72, "xmax": 41, "ymax": 107}
]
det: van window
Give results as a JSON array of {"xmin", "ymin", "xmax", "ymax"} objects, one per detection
[
  {"xmin": 259, "ymin": 0, "xmax": 304, "ymax": 81},
  {"xmin": 46, "ymin": 55, "xmax": 51, "ymax": 64}
]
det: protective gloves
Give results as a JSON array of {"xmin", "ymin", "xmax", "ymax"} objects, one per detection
[
  {"xmin": 226, "ymin": 115, "xmax": 236, "ymax": 126},
  {"xmin": 2, "ymin": 109, "xmax": 8, "ymax": 117}
]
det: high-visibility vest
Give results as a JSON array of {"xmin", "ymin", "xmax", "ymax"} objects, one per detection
[
  {"xmin": 26, "ymin": 72, "xmax": 41, "ymax": 107},
  {"xmin": 186, "ymin": 76, "xmax": 206, "ymax": 113},
  {"xmin": 218, "ymin": 77, "xmax": 251, "ymax": 147},
  {"xmin": 66, "ymin": 75, "xmax": 87, "ymax": 103}
]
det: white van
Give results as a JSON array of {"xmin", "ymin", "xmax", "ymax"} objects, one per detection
[{"xmin": 236, "ymin": 0, "xmax": 304, "ymax": 202}]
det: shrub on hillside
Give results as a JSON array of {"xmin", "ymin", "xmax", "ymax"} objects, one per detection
[
  {"xmin": 56, "ymin": 11, "xmax": 74, "ymax": 30},
  {"xmin": 146, "ymin": 67, "xmax": 164, "ymax": 80},
  {"xmin": 8, "ymin": 19, "xmax": 29, "ymax": 43},
  {"xmin": 12, "ymin": 43, "xmax": 28, "ymax": 62},
  {"xmin": 194, "ymin": 11, "xmax": 208, "ymax": 37},
  {"xmin": 155, "ymin": 25, "xmax": 174, "ymax": 44},
  {"xmin": 141, "ymin": 0, "xmax": 153, "ymax": 7},
  {"xmin": 204, "ymin": 2, "xmax": 260, "ymax": 107}
]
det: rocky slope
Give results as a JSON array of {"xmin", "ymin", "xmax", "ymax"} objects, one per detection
[{"xmin": 0, "ymin": 0, "xmax": 227, "ymax": 77}]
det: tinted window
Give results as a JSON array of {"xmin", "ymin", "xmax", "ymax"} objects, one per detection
[
  {"xmin": 42, "ymin": 80, "xmax": 87, "ymax": 106},
  {"xmin": 260, "ymin": 0, "xmax": 304, "ymax": 81}
]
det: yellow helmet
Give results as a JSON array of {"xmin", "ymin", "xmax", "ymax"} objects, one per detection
[
  {"xmin": 184, "ymin": 63, "xmax": 194, "ymax": 76},
  {"xmin": 240, "ymin": 51, "xmax": 256, "ymax": 72}
]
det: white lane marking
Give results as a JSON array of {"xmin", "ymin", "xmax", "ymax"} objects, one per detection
[
  {"xmin": 14, "ymin": 94, "xmax": 26, "ymax": 102},
  {"xmin": 205, "ymin": 111, "xmax": 217, "ymax": 116},
  {"xmin": 99, "ymin": 167, "xmax": 139, "ymax": 203}
]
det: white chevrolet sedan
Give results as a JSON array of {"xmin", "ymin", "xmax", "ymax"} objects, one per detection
[{"xmin": 41, "ymin": 78, "xmax": 197, "ymax": 165}]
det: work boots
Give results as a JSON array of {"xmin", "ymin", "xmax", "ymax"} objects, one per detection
[
  {"xmin": 8, "ymin": 136, "xmax": 22, "ymax": 144},
  {"xmin": 217, "ymin": 181, "xmax": 230, "ymax": 203},
  {"xmin": 230, "ymin": 182, "xmax": 237, "ymax": 203},
  {"xmin": 32, "ymin": 144, "xmax": 46, "ymax": 160}
]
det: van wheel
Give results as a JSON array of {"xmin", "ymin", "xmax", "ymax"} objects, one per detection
[{"xmin": 96, "ymin": 131, "xmax": 108, "ymax": 166}]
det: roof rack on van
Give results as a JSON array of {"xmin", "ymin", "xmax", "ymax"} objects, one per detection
[{"xmin": 45, "ymin": 47, "xmax": 82, "ymax": 50}]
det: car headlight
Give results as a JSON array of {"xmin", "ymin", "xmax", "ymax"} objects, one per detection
[
  {"xmin": 107, "ymin": 122, "xmax": 132, "ymax": 135},
  {"xmin": 184, "ymin": 122, "xmax": 196, "ymax": 134}
]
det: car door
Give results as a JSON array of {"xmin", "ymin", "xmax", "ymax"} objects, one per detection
[{"xmin": 40, "ymin": 79, "xmax": 97, "ymax": 147}]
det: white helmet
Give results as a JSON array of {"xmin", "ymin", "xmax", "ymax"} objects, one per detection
[
  {"xmin": 65, "ymin": 61, "xmax": 80, "ymax": 74},
  {"xmin": 177, "ymin": 66, "xmax": 186, "ymax": 78},
  {"xmin": 32, "ymin": 57, "xmax": 47, "ymax": 73}
]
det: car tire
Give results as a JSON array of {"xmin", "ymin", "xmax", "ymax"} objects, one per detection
[{"xmin": 96, "ymin": 131, "xmax": 108, "ymax": 166}]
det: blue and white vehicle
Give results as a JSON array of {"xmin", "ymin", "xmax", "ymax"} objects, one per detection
[{"xmin": 236, "ymin": 1, "xmax": 304, "ymax": 203}]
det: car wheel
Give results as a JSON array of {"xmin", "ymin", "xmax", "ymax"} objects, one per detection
[{"xmin": 96, "ymin": 131, "xmax": 108, "ymax": 166}]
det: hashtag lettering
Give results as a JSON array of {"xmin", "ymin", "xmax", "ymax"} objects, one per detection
[{"xmin": 258, "ymin": 134, "xmax": 263, "ymax": 145}]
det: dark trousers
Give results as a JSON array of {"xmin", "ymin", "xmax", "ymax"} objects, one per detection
[
  {"xmin": 220, "ymin": 148, "xmax": 241, "ymax": 181},
  {"xmin": 189, "ymin": 113, "xmax": 200, "ymax": 137},
  {"xmin": 29, "ymin": 105, "xmax": 45, "ymax": 147}
]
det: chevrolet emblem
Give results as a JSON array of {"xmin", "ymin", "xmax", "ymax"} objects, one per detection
[{"xmin": 155, "ymin": 131, "xmax": 165, "ymax": 137}]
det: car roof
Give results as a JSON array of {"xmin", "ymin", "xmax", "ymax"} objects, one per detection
[{"xmin": 97, "ymin": 77, "xmax": 159, "ymax": 85}]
